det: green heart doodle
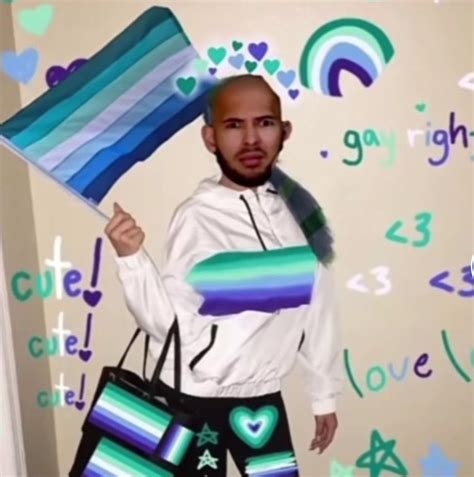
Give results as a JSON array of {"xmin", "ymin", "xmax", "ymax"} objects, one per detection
[
  {"xmin": 245, "ymin": 60, "xmax": 258, "ymax": 73},
  {"xmin": 208, "ymin": 47, "xmax": 227, "ymax": 65},
  {"xmin": 263, "ymin": 59, "xmax": 280, "ymax": 75},
  {"xmin": 176, "ymin": 77, "xmax": 197, "ymax": 96},
  {"xmin": 415, "ymin": 102, "xmax": 427, "ymax": 113},
  {"xmin": 19, "ymin": 4, "xmax": 55, "ymax": 36},
  {"xmin": 232, "ymin": 40, "xmax": 243, "ymax": 51},
  {"xmin": 194, "ymin": 59, "xmax": 209, "ymax": 73},
  {"xmin": 229, "ymin": 405, "xmax": 279, "ymax": 449}
]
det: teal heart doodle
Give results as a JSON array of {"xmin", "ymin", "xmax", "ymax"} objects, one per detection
[
  {"xmin": 208, "ymin": 47, "xmax": 227, "ymax": 65},
  {"xmin": 245, "ymin": 60, "xmax": 257, "ymax": 73},
  {"xmin": 232, "ymin": 40, "xmax": 243, "ymax": 51},
  {"xmin": 229, "ymin": 405, "xmax": 279, "ymax": 449},
  {"xmin": 176, "ymin": 76, "xmax": 197, "ymax": 96},
  {"xmin": 263, "ymin": 59, "xmax": 280, "ymax": 75}
]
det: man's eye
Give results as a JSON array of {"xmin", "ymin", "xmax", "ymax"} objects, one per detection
[
  {"xmin": 261, "ymin": 119, "xmax": 275, "ymax": 126},
  {"xmin": 226, "ymin": 122, "xmax": 240, "ymax": 128}
]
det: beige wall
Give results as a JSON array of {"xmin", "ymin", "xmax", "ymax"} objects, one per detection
[
  {"xmin": 0, "ymin": 4, "xmax": 59, "ymax": 477},
  {"xmin": 1, "ymin": 1, "xmax": 473, "ymax": 476}
]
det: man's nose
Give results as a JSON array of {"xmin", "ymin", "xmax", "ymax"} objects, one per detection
[{"xmin": 243, "ymin": 125, "xmax": 259, "ymax": 145}]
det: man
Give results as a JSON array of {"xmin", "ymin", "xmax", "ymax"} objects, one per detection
[{"xmin": 105, "ymin": 74, "xmax": 343, "ymax": 476}]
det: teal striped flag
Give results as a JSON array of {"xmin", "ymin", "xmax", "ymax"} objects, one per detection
[{"xmin": 0, "ymin": 7, "xmax": 216, "ymax": 211}]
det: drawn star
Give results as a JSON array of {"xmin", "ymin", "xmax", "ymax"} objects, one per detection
[
  {"xmin": 356, "ymin": 429, "xmax": 408, "ymax": 477},
  {"xmin": 196, "ymin": 423, "xmax": 219, "ymax": 447},
  {"xmin": 330, "ymin": 459, "xmax": 356, "ymax": 477},
  {"xmin": 197, "ymin": 449, "xmax": 219, "ymax": 471},
  {"xmin": 420, "ymin": 443, "xmax": 461, "ymax": 477}
]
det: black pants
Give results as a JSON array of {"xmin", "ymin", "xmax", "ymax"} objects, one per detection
[{"xmin": 174, "ymin": 391, "xmax": 300, "ymax": 477}]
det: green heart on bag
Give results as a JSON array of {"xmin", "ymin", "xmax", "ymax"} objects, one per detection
[{"xmin": 229, "ymin": 405, "xmax": 279, "ymax": 449}]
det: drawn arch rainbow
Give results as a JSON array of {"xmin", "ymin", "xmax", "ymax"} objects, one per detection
[{"xmin": 299, "ymin": 18, "xmax": 395, "ymax": 97}]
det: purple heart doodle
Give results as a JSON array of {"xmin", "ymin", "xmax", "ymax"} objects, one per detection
[
  {"xmin": 75, "ymin": 401, "xmax": 85, "ymax": 411},
  {"xmin": 277, "ymin": 69, "xmax": 296, "ymax": 88},
  {"xmin": 228, "ymin": 53, "xmax": 244, "ymax": 70},
  {"xmin": 208, "ymin": 67, "xmax": 217, "ymax": 75},
  {"xmin": 288, "ymin": 89, "xmax": 299, "ymax": 100},
  {"xmin": 79, "ymin": 349, "xmax": 93, "ymax": 362},
  {"xmin": 83, "ymin": 289, "xmax": 102, "ymax": 307},
  {"xmin": 320, "ymin": 150, "xmax": 329, "ymax": 159},
  {"xmin": 248, "ymin": 421, "xmax": 262, "ymax": 433},
  {"xmin": 248, "ymin": 42, "xmax": 268, "ymax": 61},
  {"xmin": 46, "ymin": 58, "xmax": 88, "ymax": 88}
]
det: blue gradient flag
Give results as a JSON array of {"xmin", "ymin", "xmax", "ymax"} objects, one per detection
[{"xmin": 0, "ymin": 7, "xmax": 216, "ymax": 211}]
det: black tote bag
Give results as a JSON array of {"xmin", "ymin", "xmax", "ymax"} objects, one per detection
[{"xmin": 69, "ymin": 316, "xmax": 198, "ymax": 477}]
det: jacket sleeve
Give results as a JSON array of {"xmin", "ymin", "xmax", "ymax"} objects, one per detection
[
  {"xmin": 113, "ymin": 205, "xmax": 205, "ymax": 344},
  {"xmin": 297, "ymin": 263, "xmax": 344, "ymax": 415}
]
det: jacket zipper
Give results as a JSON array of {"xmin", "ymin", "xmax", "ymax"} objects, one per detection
[
  {"xmin": 189, "ymin": 324, "xmax": 218, "ymax": 370},
  {"xmin": 239, "ymin": 194, "xmax": 268, "ymax": 250},
  {"xmin": 298, "ymin": 331, "xmax": 305, "ymax": 351}
]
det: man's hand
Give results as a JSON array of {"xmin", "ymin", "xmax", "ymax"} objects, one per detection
[
  {"xmin": 309, "ymin": 413, "xmax": 338, "ymax": 454},
  {"xmin": 104, "ymin": 202, "xmax": 145, "ymax": 257}
]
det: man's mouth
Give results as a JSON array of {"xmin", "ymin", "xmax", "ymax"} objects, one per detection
[{"xmin": 239, "ymin": 152, "xmax": 265, "ymax": 167}]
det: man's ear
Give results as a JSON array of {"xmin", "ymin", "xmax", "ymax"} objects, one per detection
[
  {"xmin": 282, "ymin": 120, "xmax": 292, "ymax": 142},
  {"xmin": 201, "ymin": 125, "xmax": 217, "ymax": 154}
]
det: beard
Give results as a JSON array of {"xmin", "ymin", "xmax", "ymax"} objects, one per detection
[{"xmin": 215, "ymin": 134, "xmax": 284, "ymax": 188}]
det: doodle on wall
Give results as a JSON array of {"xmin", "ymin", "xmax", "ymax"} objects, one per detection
[
  {"xmin": 1, "ymin": 47, "xmax": 40, "ymax": 84},
  {"xmin": 330, "ymin": 460, "xmax": 356, "ymax": 477},
  {"xmin": 355, "ymin": 429, "xmax": 408, "ymax": 477},
  {"xmin": 18, "ymin": 4, "xmax": 55, "ymax": 36},
  {"xmin": 299, "ymin": 18, "xmax": 395, "ymax": 97},
  {"xmin": 346, "ymin": 266, "xmax": 391, "ymax": 295},
  {"xmin": 458, "ymin": 72, "xmax": 474, "ymax": 91},
  {"xmin": 430, "ymin": 265, "xmax": 474, "ymax": 298},
  {"xmin": 0, "ymin": 5, "xmax": 55, "ymax": 83},
  {"xmin": 345, "ymin": 330, "xmax": 473, "ymax": 398},
  {"xmin": 420, "ymin": 443, "xmax": 462, "ymax": 477},
  {"xmin": 385, "ymin": 212, "xmax": 433, "ymax": 248},
  {"xmin": 341, "ymin": 111, "xmax": 472, "ymax": 168},
  {"xmin": 46, "ymin": 58, "xmax": 88, "ymax": 88},
  {"xmin": 195, "ymin": 40, "xmax": 301, "ymax": 101},
  {"xmin": 9, "ymin": 235, "xmax": 104, "ymax": 410}
]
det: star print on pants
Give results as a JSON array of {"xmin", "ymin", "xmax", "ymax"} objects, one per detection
[
  {"xmin": 197, "ymin": 449, "xmax": 219, "ymax": 471},
  {"xmin": 330, "ymin": 459, "xmax": 356, "ymax": 477},
  {"xmin": 420, "ymin": 443, "xmax": 461, "ymax": 477},
  {"xmin": 356, "ymin": 429, "xmax": 408, "ymax": 477},
  {"xmin": 196, "ymin": 423, "xmax": 219, "ymax": 447}
]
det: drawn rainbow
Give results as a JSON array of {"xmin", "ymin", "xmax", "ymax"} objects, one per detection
[{"xmin": 299, "ymin": 18, "xmax": 395, "ymax": 97}]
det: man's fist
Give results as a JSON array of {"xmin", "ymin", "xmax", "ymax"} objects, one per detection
[{"xmin": 104, "ymin": 202, "xmax": 145, "ymax": 257}]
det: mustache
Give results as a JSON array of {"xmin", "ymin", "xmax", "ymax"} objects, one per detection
[{"xmin": 238, "ymin": 149, "xmax": 265, "ymax": 155}]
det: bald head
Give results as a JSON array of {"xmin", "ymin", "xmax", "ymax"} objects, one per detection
[
  {"xmin": 200, "ymin": 73, "xmax": 291, "ymax": 190},
  {"xmin": 203, "ymin": 74, "xmax": 281, "ymax": 126}
]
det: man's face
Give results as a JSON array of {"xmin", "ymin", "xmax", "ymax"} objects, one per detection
[{"xmin": 203, "ymin": 81, "xmax": 291, "ymax": 188}]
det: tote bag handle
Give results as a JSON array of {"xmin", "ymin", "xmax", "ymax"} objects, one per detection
[{"xmin": 115, "ymin": 315, "xmax": 181, "ymax": 392}]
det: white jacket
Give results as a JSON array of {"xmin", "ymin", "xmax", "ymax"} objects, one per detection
[{"xmin": 114, "ymin": 174, "xmax": 344, "ymax": 415}]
